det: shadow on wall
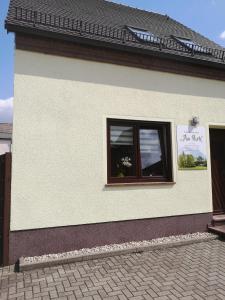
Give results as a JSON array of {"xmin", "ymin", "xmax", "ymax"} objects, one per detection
[
  {"xmin": 102, "ymin": 182, "xmax": 176, "ymax": 192},
  {"xmin": 15, "ymin": 51, "xmax": 225, "ymax": 100}
]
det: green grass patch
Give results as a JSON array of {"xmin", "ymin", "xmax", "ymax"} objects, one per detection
[{"xmin": 179, "ymin": 166, "xmax": 207, "ymax": 170}]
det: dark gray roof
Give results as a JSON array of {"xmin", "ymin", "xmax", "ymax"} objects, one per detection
[
  {"xmin": 5, "ymin": 0, "xmax": 225, "ymax": 65},
  {"xmin": 0, "ymin": 123, "xmax": 13, "ymax": 139}
]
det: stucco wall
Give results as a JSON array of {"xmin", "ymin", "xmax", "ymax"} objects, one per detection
[{"xmin": 11, "ymin": 49, "xmax": 225, "ymax": 231}]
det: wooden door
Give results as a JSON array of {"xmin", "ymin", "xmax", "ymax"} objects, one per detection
[{"xmin": 210, "ymin": 129, "xmax": 225, "ymax": 214}]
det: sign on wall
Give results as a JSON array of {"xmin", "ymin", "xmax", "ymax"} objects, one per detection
[{"xmin": 177, "ymin": 125, "xmax": 207, "ymax": 170}]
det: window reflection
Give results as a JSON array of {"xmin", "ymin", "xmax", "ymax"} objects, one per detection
[
  {"xmin": 110, "ymin": 126, "xmax": 136, "ymax": 177},
  {"xmin": 139, "ymin": 129, "xmax": 164, "ymax": 177}
]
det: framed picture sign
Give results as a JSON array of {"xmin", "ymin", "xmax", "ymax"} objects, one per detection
[{"xmin": 177, "ymin": 125, "xmax": 207, "ymax": 170}]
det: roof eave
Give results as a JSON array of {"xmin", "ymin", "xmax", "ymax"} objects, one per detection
[{"xmin": 6, "ymin": 22, "xmax": 225, "ymax": 71}]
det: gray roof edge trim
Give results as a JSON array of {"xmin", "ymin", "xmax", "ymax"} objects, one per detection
[{"xmin": 0, "ymin": 134, "xmax": 12, "ymax": 140}]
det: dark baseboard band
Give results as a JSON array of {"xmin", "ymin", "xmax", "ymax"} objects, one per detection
[{"xmin": 9, "ymin": 212, "xmax": 212, "ymax": 264}]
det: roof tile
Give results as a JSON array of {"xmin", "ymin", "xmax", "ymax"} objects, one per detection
[
  {"xmin": 0, "ymin": 123, "xmax": 13, "ymax": 135},
  {"xmin": 5, "ymin": 0, "xmax": 225, "ymax": 65}
]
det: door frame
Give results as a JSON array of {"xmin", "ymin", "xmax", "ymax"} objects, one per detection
[
  {"xmin": 0, "ymin": 153, "xmax": 12, "ymax": 266},
  {"xmin": 209, "ymin": 123, "xmax": 225, "ymax": 215}
]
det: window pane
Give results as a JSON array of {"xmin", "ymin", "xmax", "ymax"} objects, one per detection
[
  {"xmin": 139, "ymin": 129, "xmax": 164, "ymax": 177},
  {"xmin": 176, "ymin": 37, "xmax": 209, "ymax": 54},
  {"xmin": 128, "ymin": 26, "xmax": 160, "ymax": 44},
  {"xmin": 110, "ymin": 125, "xmax": 136, "ymax": 177}
]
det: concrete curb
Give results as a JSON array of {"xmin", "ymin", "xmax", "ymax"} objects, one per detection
[{"xmin": 19, "ymin": 235, "xmax": 217, "ymax": 272}]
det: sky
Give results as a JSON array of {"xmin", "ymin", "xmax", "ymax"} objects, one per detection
[
  {"xmin": 0, "ymin": 0, "xmax": 14, "ymax": 122},
  {"xmin": 0, "ymin": 0, "xmax": 225, "ymax": 123}
]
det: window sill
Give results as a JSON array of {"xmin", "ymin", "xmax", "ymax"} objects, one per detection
[{"xmin": 105, "ymin": 181, "xmax": 176, "ymax": 187}]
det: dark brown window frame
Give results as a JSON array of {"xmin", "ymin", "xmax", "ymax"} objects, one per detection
[{"xmin": 107, "ymin": 118, "xmax": 173, "ymax": 184}]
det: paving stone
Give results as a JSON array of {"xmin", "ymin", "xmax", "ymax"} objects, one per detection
[{"xmin": 1, "ymin": 240, "xmax": 225, "ymax": 299}]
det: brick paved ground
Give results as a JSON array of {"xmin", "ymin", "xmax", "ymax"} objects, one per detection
[{"xmin": 1, "ymin": 239, "xmax": 225, "ymax": 300}]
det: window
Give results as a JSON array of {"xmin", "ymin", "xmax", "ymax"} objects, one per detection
[
  {"xmin": 107, "ymin": 119, "xmax": 172, "ymax": 184},
  {"xmin": 127, "ymin": 26, "xmax": 160, "ymax": 44},
  {"xmin": 175, "ymin": 37, "xmax": 210, "ymax": 54}
]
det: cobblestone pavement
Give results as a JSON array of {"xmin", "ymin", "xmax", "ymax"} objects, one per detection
[{"xmin": 1, "ymin": 239, "xmax": 225, "ymax": 300}]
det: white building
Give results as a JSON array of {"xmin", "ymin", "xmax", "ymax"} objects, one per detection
[
  {"xmin": 0, "ymin": 123, "xmax": 12, "ymax": 155},
  {"xmin": 3, "ymin": 0, "xmax": 225, "ymax": 265}
]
